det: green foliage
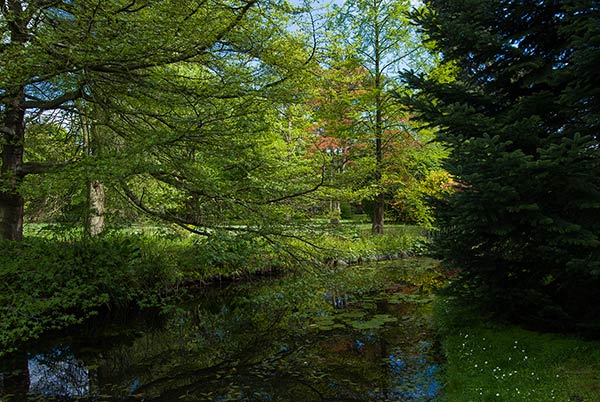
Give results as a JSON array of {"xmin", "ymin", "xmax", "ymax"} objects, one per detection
[
  {"xmin": 404, "ymin": 0, "xmax": 600, "ymax": 330},
  {"xmin": 0, "ymin": 233, "xmax": 192, "ymax": 355},
  {"xmin": 312, "ymin": 0, "xmax": 439, "ymax": 233},
  {"xmin": 2, "ymin": 0, "xmax": 321, "ymax": 240},
  {"xmin": 435, "ymin": 297, "xmax": 600, "ymax": 402},
  {"xmin": 313, "ymin": 224, "xmax": 429, "ymax": 262},
  {"xmin": 339, "ymin": 202, "xmax": 354, "ymax": 219},
  {"xmin": 187, "ymin": 230, "xmax": 300, "ymax": 279},
  {"xmin": 392, "ymin": 169, "xmax": 454, "ymax": 228}
]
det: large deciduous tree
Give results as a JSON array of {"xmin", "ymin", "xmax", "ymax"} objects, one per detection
[
  {"xmin": 311, "ymin": 59, "xmax": 446, "ymax": 227},
  {"xmin": 327, "ymin": 0, "xmax": 430, "ymax": 234},
  {"xmin": 404, "ymin": 0, "xmax": 600, "ymax": 330},
  {"xmin": 1, "ymin": 0, "xmax": 317, "ymax": 240}
]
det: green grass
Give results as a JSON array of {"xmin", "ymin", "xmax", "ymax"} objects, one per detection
[
  {"xmin": 340, "ymin": 222, "xmax": 427, "ymax": 236},
  {"xmin": 308, "ymin": 222, "xmax": 428, "ymax": 258},
  {"xmin": 436, "ymin": 298, "xmax": 600, "ymax": 401}
]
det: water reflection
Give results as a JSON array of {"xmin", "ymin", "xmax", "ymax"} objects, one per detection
[
  {"xmin": 0, "ymin": 258, "xmax": 443, "ymax": 401},
  {"xmin": 0, "ymin": 352, "xmax": 29, "ymax": 402},
  {"xmin": 385, "ymin": 345, "xmax": 441, "ymax": 400},
  {"xmin": 29, "ymin": 348, "xmax": 89, "ymax": 397}
]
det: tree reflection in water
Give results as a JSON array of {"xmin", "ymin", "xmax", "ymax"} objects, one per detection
[
  {"xmin": 29, "ymin": 349, "xmax": 90, "ymax": 397},
  {"xmin": 0, "ymin": 258, "xmax": 443, "ymax": 401}
]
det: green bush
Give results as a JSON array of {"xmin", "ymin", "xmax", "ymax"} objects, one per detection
[
  {"xmin": 191, "ymin": 231, "xmax": 285, "ymax": 278},
  {"xmin": 0, "ymin": 229, "xmax": 312, "ymax": 355},
  {"xmin": 313, "ymin": 224, "xmax": 429, "ymax": 263},
  {"xmin": 0, "ymin": 234, "xmax": 185, "ymax": 355},
  {"xmin": 339, "ymin": 202, "xmax": 354, "ymax": 219},
  {"xmin": 392, "ymin": 170, "xmax": 453, "ymax": 228}
]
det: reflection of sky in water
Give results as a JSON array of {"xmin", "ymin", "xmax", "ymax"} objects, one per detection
[
  {"xmin": 385, "ymin": 342, "xmax": 441, "ymax": 401},
  {"xmin": 28, "ymin": 348, "xmax": 89, "ymax": 397}
]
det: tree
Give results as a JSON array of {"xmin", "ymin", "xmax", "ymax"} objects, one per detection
[
  {"xmin": 308, "ymin": 60, "xmax": 370, "ymax": 222},
  {"xmin": 310, "ymin": 59, "xmax": 446, "ymax": 228},
  {"xmin": 404, "ymin": 0, "xmax": 600, "ymax": 330},
  {"xmin": 1, "ymin": 0, "xmax": 318, "ymax": 240},
  {"xmin": 327, "ymin": 0, "xmax": 430, "ymax": 234}
]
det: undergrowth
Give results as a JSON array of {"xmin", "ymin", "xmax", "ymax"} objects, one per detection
[
  {"xmin": 0, "ymin": 234, "xmax": 178, "ymax": 355},
  {"xmin": 312, "ymin": 224, "xmax": 429, "ymax": 262}
]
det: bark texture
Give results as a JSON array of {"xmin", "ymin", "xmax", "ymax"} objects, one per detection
[
  {"xmin": 372, "ymin": 193, "xmax": 385, "ymax": 235},
  {"xmin": 1, "ymin": 1, "xmax": 28, "ymax": 241},
  {"xmin": 87, "ymin": 180, "xmax": 105, "ymax": 237},
  {"xmin": 0, "ymin": 88, "xmax": 26, "ymax": 241}
]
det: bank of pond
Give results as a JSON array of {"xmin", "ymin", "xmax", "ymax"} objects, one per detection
[{"xmin": 1, "ymin": 257, "xmax": 599, "ymax": 401}]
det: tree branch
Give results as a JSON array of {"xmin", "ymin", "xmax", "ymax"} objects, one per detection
[
  {"xmin": 87, "ymin": 0, "xmax": 257, "ymax": 73},
  {"xmin": 24, "ymin": 88, "xmax": 83, "ymax": 110},
  {"xmin": 17, "ymin": 161, "xmax": 72, "ymax": 177},
  {"xmin": 119, "ymin": 180, "xmax": 213, "ymax": 236},
  {"xmin": 264, "ymin": 167, "xmax": 325, "ymax": 204}
]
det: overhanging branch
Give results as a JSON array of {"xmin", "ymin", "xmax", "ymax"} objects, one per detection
[
  {"xmin": 24, "ymin": 88, "xmax": 84, "ymax": 110},
  {"xmin": 264, "ymin": 166, "xmax": 325, "ymax": 204},
  {"xmin": 119, "ymin": 180, "xmax": 213, "ymax": 236},
  {"xmin": 17, "ymin": 161, "xmax": 73, "ymax": 177},
  {"xmin": 87, "ymin": 0, "xmax": 257, "ymax": 74}
]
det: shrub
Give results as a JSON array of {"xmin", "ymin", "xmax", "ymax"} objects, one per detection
[{"xmin": 0, "ymin": 234, "xmax": 184, "ymax": 355}]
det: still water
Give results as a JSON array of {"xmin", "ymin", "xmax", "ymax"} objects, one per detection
[{"xmin": 1, "ymin": 258, "xmax": 443, "ymax": 401}]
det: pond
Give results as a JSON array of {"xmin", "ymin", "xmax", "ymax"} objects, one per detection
[{"xmin": 0, "ymin": 258, "xmax": 444, "ymax": 402}]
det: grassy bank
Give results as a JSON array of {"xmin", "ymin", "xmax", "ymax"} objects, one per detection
[
  {"xmin": 312, "ymin": 223, "xmax": 428, "ymax": 263},
  {"xmin": 435, "ymin": 298, "xmax": 600, "ymax": 401}
]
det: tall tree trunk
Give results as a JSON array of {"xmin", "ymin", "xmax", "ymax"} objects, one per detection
[
  {"xmin": 372, "ymin": 6, "xmax": 384, "ymax": 236},
  {"xmin": 329, "ymin": 199, "xmax": 341, "ymax": 224},
  {"xmin": 1, "ymin": 2, "xmax": 29, "ymax": 241},
  {"xmin": 372, "ymin": 193, "xmax": 384, "ymax": 235},
  {"xmin": 372, "ymin": 129, "xmax": 384, "ymax": 234},
  {"xmin": 82, "ymin": 113, "xmax": 105, "ymax": 236},
  {"xmin": 0, "ymin": 87, "xmax": 26, "ymax": 241},
  {"xmin": 0, "ymin": 191, "xmax": 24, "ymax": 241},
  {"xmin": 87, "ymin": 180, "xmax": 105, "ymax": 236}
]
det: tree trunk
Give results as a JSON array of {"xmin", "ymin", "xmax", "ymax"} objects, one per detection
[
  {"xmin": 371, "ymin": 2, "xmax": 384, "ymax": 236},
  {"xmin": 0, "ymin": 191, "xmax": 25, "ymax": 241},
  {"xmin": 371, "ymin": 126, "xmax": 384, "ymax": 235},
  {"xmin": 87, "ymin": 180, "xmax": 105, "ymax": 236},
  {"xmin": 0, "ymin": 87, "xmax": 26, "ymax": 241},
  {"xmin": 372, "ymin": 193, "xmax": 384, "ymax": 235},
  {"xmin": 82, "ymin": 113, "xmax": 105, "ymax": 237},
  {"xmin": 1, "ymin": 4, "xmax": 29, "ymax": 241},
  {"xmin": 329, "ymin": 199, "xmax": 341, "ymax": 224}
]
